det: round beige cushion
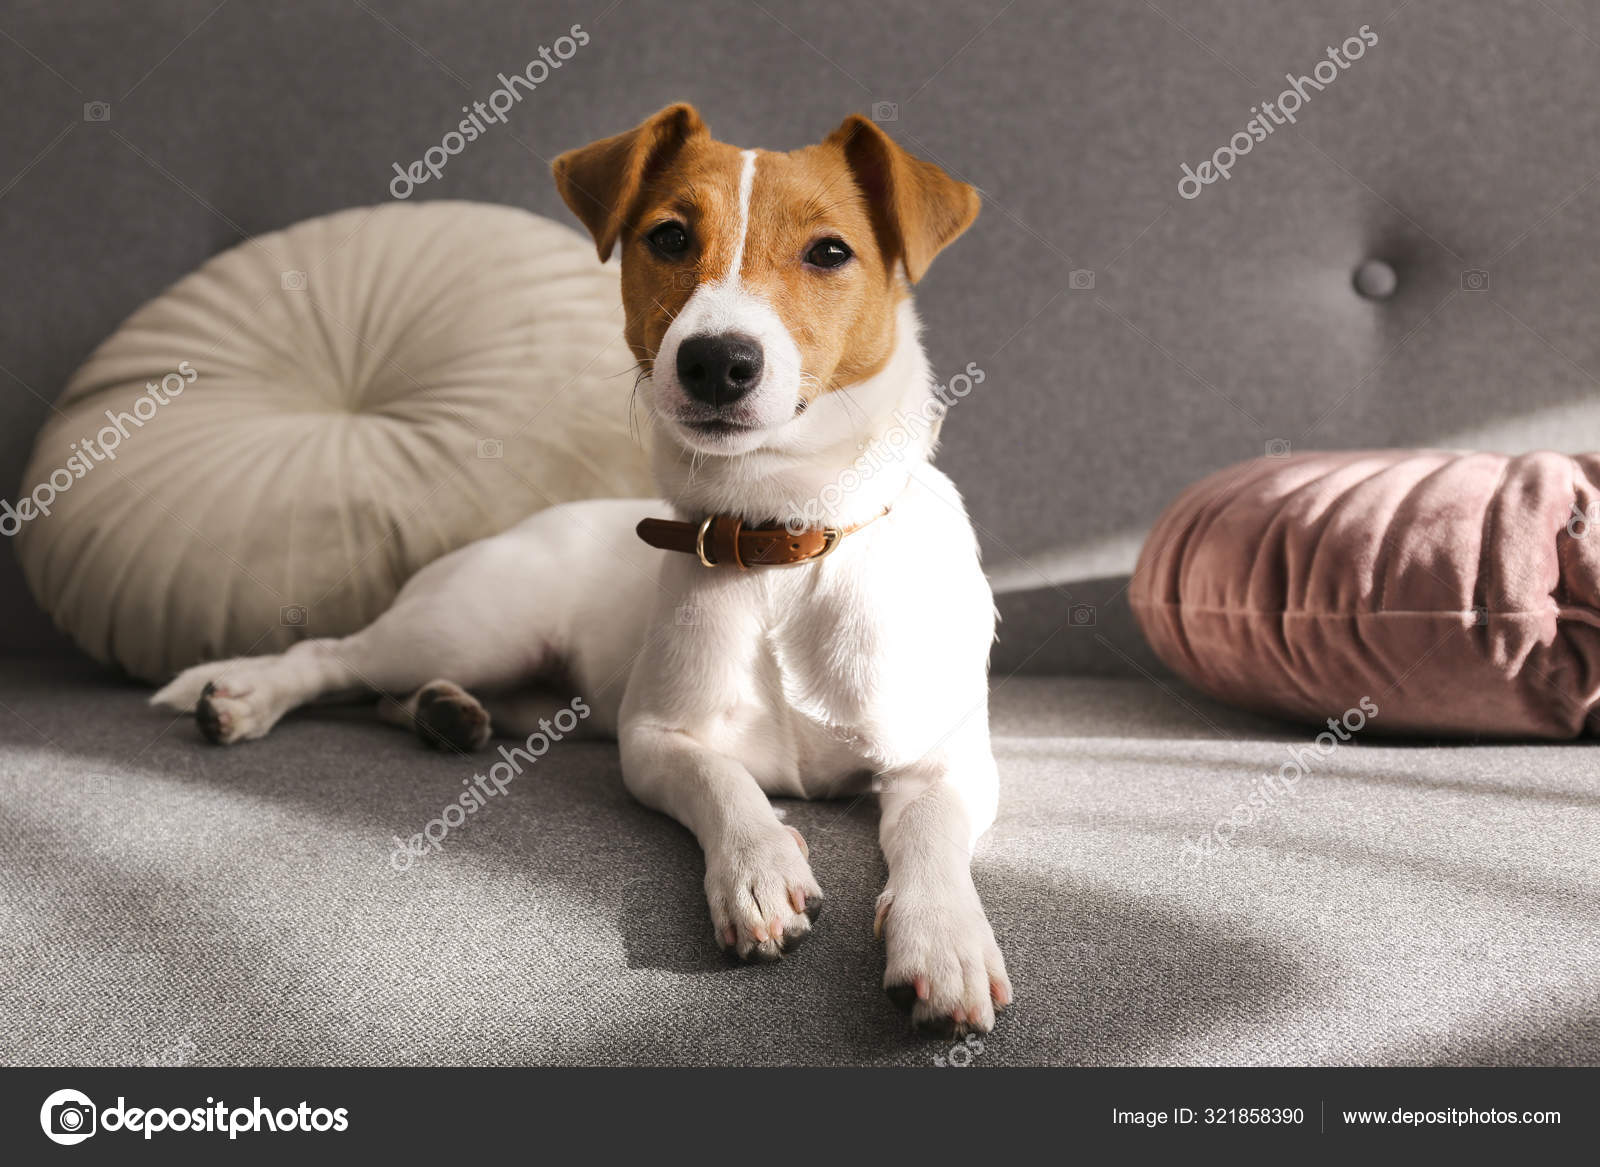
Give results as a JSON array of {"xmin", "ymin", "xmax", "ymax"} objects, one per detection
[{"xmin": 16, "ymin": 201, "xmax": 652, "ymax": 683}]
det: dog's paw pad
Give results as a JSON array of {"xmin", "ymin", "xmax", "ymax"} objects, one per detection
[{"xmin": 413, "ymin": 680, "xmax": 492, "ymax": 752}]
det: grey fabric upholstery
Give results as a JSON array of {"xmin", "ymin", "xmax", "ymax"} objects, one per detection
[
  {"xmin": 3, "ymin": 1, "xmax": 1598, "ymax": 1066},
  {"xmin": 4, "ymin": 660, "xmax": 1595, "ymax": 1067}
]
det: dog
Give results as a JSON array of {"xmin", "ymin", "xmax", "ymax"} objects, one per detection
[{"xmin": 153, "ymin": 104, "xmax": 1012, "ymax": 1035}]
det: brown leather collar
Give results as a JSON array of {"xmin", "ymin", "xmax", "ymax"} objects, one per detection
[{"xmin": 635, "ymin": 507, "xmax": 889, "ymax": 569}]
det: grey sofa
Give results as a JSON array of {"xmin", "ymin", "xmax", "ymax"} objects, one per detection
[{"xmin": 3, "ymin": 0, "xmax": 1598, "ymax": 1066}]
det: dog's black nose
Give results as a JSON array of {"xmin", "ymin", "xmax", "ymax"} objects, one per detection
[{"xmin": 676, "ymin": 333, "xmax": 764, "ymax": 408}]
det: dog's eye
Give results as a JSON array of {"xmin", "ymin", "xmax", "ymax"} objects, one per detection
[
  {"xmin": 647, "ymin": 222, "xmax": 691, "ymax": 259},
  {"xmin": 804, "ymin": 238, "xmax": 853, "ymax": 270}
]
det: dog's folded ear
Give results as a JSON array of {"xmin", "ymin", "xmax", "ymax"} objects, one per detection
[
  {"xmin": 826, "ymin": 115, "xmax": 980, "ymax": 283},
  {"xmin": 552, "ymin": 103, "xmax": 708, "ymax": 261}
]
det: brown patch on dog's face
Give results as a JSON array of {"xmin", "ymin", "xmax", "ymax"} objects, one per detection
[
  {"xmin": 624, "ymin": 139, "xmax": 905, "ymax": 397},
  {"xmin": 612, "ymin": 134, "xmax": 747, "ymax": 374},
  {"xmin": 553, "ymin": 105, "xmax": 979, "ymax": 450}
]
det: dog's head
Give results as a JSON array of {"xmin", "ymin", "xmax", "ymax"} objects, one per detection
[{"xmin": 552, "ymin": 104, "xmax": 979, "ymax": 456}]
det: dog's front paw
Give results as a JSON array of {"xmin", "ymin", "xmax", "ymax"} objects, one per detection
[
  {"xmin": 877, "ymin": 880, "xmax": 1011, "ymax": 1036},
  {"xmin": 704, "ymin": 825, "xmax": 823, "ymax": 962}
]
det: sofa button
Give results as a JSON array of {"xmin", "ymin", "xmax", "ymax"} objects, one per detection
[{"xmin": 1353, "ymin": 258, "xmax": 1398, "ymax": 300}]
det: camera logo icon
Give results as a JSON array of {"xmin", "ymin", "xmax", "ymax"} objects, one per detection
[
  {"xmin": 279, "ymin": 604, "xmax": 308, "ymax": 627},
  {"xmin": 871, "ymin": 101, "xmax": 899, "ymax": 123},
  {"xmin": 1460, "ymin": 269, "xmax": 1490, "ymax": 291},
  {"xmin": 1265, "ymin": 438, "xmax": 1292, "ymax": 459},
  {"xmin": 1068, "ymin": 269, "xmax": 1095, "ymax": 291},
  {"xmin": 476, "ymin": 438, "xmax": 504, "ymax": 459},
  {"xmin": 83, "ymin": 101, "xmax": 111, "ymax": 123},
  {"xmin": 1567, "ymin": 501, "xmax": 1600, "ymax": 539},
  {"xmin": 41, "ymin": 1089, "xmax": 96, "ymax": 1145},
  {"xmin": 281, "ymin": 270, "xmax": 307, "ymax": 291},
  {"xmin": 1068, "ymin": 602, "xmax": 1097, "ymax": 627}
]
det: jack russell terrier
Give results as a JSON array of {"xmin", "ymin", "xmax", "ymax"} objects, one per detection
[{"xmin": 153, "ymin": 104, "xmax": 1012, "ymax": 1035}]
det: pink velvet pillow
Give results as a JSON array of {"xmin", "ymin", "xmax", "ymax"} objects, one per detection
[{"xmin": 1130, "ymin": 450, "xmax": 1600, "ymax": 739}]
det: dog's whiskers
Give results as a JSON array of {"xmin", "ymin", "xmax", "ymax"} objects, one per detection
[
  {"xmin": 797, "ymin": 369, "xmax": 867, "ymax": 429},
  {"xmin": 649, "ymin": 295, "xmax": 683, "ymax": 325},
  {"xmin": 834, "ymin": 386, "xmax": 867, "ymax": 426},
  {"xmin": 627, "ymin": 362, "xmax": 653, "ymax": 449}
]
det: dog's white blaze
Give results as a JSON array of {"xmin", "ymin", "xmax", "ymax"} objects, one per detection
[{"xmin": 727, "ymin": 148, "xmax": 758, "ymax": 281}]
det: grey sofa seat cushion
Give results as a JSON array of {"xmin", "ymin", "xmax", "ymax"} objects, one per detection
[{"xmin": 2, "ymin": 660, "xmax": 1595, "ymax": 1066}]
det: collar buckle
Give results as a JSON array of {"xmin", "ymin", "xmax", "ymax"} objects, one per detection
[{"xmin": 694, "ymin": 513, "xmax": 719, "ymax": 568}]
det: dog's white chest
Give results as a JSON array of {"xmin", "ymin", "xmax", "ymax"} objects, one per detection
[
  {"xmin": 618, "ymin": 468, "xmax": 993, "ymax": 803},
  {"xmin": 694, "ymin": 573, "xmax": 884, "ymax": 798}
]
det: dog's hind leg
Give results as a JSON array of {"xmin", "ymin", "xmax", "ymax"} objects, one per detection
[
  {"xmin": 152, "ymin": 498, "xmax": 657, "ymax": 746},
  {"xmin": 152, "ymin": 583, "xmax": 540, "ymax": 746},
  {"xmin": 152, "ymin": 632, "xmax": 423, "ymax": 746}
]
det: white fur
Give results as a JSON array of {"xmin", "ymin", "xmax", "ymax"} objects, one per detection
[{"xmin": 153, "ymin": 260, "xmax": 1011, "ymax": 1034}]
